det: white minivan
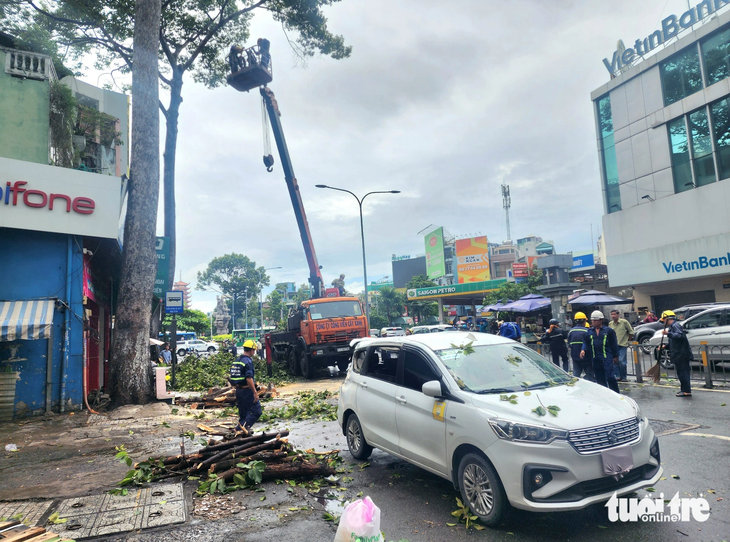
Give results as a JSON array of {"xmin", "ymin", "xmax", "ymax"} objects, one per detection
[{"xmin": 337, "ymin": 332, "xmax": 661, "ymax": 526}]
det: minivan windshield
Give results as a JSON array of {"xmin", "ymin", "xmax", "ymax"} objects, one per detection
[
  {"xmin": 308, "ymin": 301, "xmax": 362, "ymax": 320},
  {"xmin": 433, "ymin": 344, "xmax": 571, "ymax": 393}
]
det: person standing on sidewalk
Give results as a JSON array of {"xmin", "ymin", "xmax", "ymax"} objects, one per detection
[
  {"xmin": 160, "ymin": 343, "xmax": 172, "ymax": 365},
  {"xmin": 661, "ymin": 310, "xmax": 693, "ymax": 397},
  {"xmin": 609, "ymin": 310, "xmax": 634, "ymax": 382},
  {"xmin": 580, "ymin": 310, "xmax": 620, "ymax": 393},
  {"xmin": 568, "ymin": 313, "xmax": 593, "ymax": 381},
  {"xmin": 229, "ymin": 340, "xmax": 262, "ymax": 432},
  {"xmin": 543, "ymin": 319, "xmax": 569, "ymax": 371}
]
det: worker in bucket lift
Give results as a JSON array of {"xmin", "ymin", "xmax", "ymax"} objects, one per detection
[
  {"xmin": 228, "ymin": 45, "xmax": 245, "ymax": 73},
  {"xmin": 229, "ymin": 340, "xmax": 261, "ymax": 432}
]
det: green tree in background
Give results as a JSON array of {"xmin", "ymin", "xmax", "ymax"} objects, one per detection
[
  {"xmin": 197, "ymin": 253, "xmax": 269, "ymax": 330},
  {"xmin": 483, "ymin": 266, "xmax": 544, "ymax": 306},
  {"xmin": 162, "ymin": 308, "xmax": 211, "ymax": 338},
  {"xmin": 377, "ymin": 287, "xmax": 406, "ymax": 326},
  {"xmin": 404, "ymin": 275, "xmax": 438, "ymax": 324},
  {"xmin": 7, "ymin": 0, "xmax": 351, "ymax": 295}
]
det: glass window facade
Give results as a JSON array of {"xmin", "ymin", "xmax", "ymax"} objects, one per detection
[
  {"xmin": 703, "ymin": 27, "xmax": 730, "ymax": 86},
  {"xmin": 710, "ymin": 97, "xmax": 730, "ymax": 180},
  {"xmin": 668, "ymin": 117, "xmax": 693, "ymax": 193},
  {"xmin": 597, "ymin": 95, "xmax": 621, "ymax": 213},
  {"xmin": 661, "ymin": 47, "xmax": 703, "ymax": 106},
  {"xmin": 687, "ymin": 108, "xmax": 716, "ymax": 187}
]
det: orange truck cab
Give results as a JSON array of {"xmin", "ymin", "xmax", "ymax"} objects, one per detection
[{"xmin": 268, "ymin": 297, "xmax": 368, "ymax": 379}]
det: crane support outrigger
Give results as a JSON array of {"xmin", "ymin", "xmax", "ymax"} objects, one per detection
[{"xmin": 226, "ymin": 41, "xmax": 369, "ymax": 378}]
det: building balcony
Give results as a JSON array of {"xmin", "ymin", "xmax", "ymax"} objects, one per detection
[{"xmin": 3, "ymin": 48, "xmax": 57, "ymax": 82}]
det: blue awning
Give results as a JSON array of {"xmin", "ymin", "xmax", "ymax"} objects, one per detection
[{"xmin": 0, "ymin": 299, "xmax": 55, "ymax": 341}]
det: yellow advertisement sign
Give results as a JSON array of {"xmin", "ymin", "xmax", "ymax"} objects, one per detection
[{"xmin": 455, "ymin": 236, "xmax": 491, "ymax": 283}]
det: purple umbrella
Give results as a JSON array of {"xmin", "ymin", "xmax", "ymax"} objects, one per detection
[{"xmin": 501, "ymin": 295, "xmax": 551, "ymax": 313}]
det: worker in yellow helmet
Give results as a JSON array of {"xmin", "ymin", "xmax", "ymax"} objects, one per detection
[
  {"xmin": 568, "ymin": 312, "xmax": 594, "ymax": 381},
  {"xmin": 661, "ymin": 310, "xmax": 693, "ymax": 397},
  {"xmin": 229, "ymin": 339, "xmax": 262, "ymax": 432}
]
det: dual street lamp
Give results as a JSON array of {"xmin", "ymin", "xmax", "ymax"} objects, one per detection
[{"xmin": 315, "ymin": 185, "xmax": 400, "ymax": 324}]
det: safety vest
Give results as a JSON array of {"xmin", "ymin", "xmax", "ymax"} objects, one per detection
[{"xmin": 230, "ymin": 356, "xmax": 251, "ymax": 384}]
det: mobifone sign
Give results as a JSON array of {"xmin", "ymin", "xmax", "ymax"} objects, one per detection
[
  {"xmin": 0, "ymin": 156, "xmax": 121, "ymax": 238},
  {"xmin": 603, "ymin": 0, "xmax": 728, "ymax": 77}
]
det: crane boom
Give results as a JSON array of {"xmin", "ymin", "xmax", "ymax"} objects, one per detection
[{"xmin": 260, "ymin": 87, "xmax": 324, "ymax": 299}]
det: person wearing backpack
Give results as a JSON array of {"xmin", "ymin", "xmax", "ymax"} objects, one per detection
[
  {"xmin": 499, "ymin": 320, "xmax": 521, "ymax": 341},
  {"xmin": 661, "ymin": 310, "xmax": 693, "ymax": 397}
]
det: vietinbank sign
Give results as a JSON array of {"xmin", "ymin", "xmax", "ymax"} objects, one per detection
[
  {"xmin": 603, "ymin": 0, "xmax": 729, "ymax": 77},
  {"xmin": 607, "ymin": 233, "xmax": 730, "ymax": 287},
  {"xmin": 662, "ymin": 253, "xmax": 730, "ymax": 274},
  {"xmin": 0, "ymin": 156, "xmax": 121, "ymax": 238}
]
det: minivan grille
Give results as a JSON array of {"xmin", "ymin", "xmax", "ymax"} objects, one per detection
[{"xmin": 568, "ymin": 418, "xmax": 640, "ymax": 454}]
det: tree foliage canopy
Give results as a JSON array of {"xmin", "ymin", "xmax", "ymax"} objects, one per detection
[
  {"xmin": 197, "ymin": 253, "xmax": 269, "ymax": 302},
  {"xmin": 483, "ymin": 267, "xmax": 544, "ymax": 305},
  {"xmin": 162, "ymin": 308, "xmax": 211, "ymax": 337}
]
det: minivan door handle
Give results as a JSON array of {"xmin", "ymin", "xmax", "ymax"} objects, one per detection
[
  {"xmin": 360, "ymin": 381, "xmax": 368, "ymax": 389},
  {"xmin": 396, "ymin": 395, "xmax": 407, "ymax": 404}
]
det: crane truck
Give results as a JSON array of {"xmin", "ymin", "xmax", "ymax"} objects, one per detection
[{"xmin": 226, "ymin": 41, "xmax": 369, "ymax": 379}]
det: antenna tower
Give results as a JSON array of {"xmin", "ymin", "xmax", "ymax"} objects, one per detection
[{"xmin": 501, "ymin": 183, "xmax": 511, "ymax": 242}]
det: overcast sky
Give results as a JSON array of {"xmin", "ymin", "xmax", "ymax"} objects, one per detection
[{"xmin": 88, "ymin": 0, "xmax": 707, "ymax": 313}]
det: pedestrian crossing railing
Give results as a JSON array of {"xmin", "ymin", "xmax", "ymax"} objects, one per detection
[{"xmin": 527, "ymin": 341, "xmax": 729, "ymax": 386}]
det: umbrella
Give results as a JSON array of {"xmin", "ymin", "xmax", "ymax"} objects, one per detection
[
  {"xmin": 569, "ymin": 290, "xmax": 633, "ymax": 306},
  {"xmin": 501, "ymin": 295, "xmax": 551, "ymax": 313},
  {"xmin": 483, "ymin": 300, "xmax": 513, "ymax": 312}
]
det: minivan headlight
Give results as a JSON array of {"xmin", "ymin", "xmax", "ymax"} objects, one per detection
[{"xmin": 489, "ymin": 420, "xmax": 568, "ymax": 444}]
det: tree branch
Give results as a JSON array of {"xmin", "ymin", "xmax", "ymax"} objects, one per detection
[{"xmin": 181, "ymin": 0, "xmax": 268, "ymax": 72}]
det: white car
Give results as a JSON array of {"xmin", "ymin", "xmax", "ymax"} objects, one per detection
[
  {"xmin": 410, "ymin": 324, "xmax": 456, "ymax": 334},
  {"xmin": 648, "ymin": 305, "xmax": 730, "ymax": 366},
  {"xmin": 337, "ymin": 332, "xmax": 661, "ymax": 526},
  {"xmin": 380, "ymin": 327, "xmax": 405, "ymax": 337},
  {"xmin": 177, "ymin": 339, "xmax": 217, "ymax": 356}
]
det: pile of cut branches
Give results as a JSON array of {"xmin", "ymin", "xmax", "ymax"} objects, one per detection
[{"xmin": 114, "ymin": 430, "xmax": 337, "ymax": 495}]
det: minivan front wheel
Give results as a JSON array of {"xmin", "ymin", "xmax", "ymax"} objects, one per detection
[
  {"xmin": 458, "ymin": 453, "xmax": 508, "ymax": 526},
  {"xmin": 346, "ymin": 413, "xmax": 373, "ymax": 460}
]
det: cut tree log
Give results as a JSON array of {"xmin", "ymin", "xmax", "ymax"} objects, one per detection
[{"xmin": 217, "ymin": 458, "xmax": 334, "ymax": 483}]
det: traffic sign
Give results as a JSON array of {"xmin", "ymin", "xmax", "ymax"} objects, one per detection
[{"xmin": 165, "ymin": 291, "xmax": 184, "ymax": 314}]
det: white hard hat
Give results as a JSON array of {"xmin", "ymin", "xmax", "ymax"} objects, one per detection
[{"xmin": 590, "ymin": 310, "xmax": 604, "ymax": 320}]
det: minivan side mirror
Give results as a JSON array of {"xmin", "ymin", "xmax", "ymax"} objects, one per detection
[{"xmin": 422, "ymin": 380, "xmax": 442, "ymax": 398}]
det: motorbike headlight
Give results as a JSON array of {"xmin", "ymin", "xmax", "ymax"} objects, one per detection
[{"xmin": 489, "ymin": 419, "xmax": 568, "ymax": 444}]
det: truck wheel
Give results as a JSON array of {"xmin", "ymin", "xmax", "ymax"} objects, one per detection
[
  {"xmin": 300, "ymin": 350, "xmax": 314, "ymax": 379},
  {"xmin": 288, "ymin": 349, "xmax": 301, "ymax": 376}
]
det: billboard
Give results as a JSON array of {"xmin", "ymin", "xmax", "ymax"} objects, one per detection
[
  {"xmin": 512, "ymin": 262, "xmax": 529, "ymax": 278},
  {"xmin": 571, "ymin": 251, "xmax": 595, "ymax": 271},
  {"xmin": 424, "ymin": 227, "xmax": 445, "ymax": 280},
  {"xmin": 455, "ymin": 236, "xmax": 490, "ymax": 283},
  {"xmin": 154, "ymin": 236, "xmax": 170, "ymax": 297},
  {"xmin": 392, "ymin": 256, "xmax": 427, "ymax": 289}
]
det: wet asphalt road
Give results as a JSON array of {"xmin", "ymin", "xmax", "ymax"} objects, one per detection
[{"xmin": 92, "ymin": 380, "xmax": 730, "ymax": 542}]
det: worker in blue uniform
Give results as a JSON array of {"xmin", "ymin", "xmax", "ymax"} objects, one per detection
[
  {"xmin": 580, "ymin": 310, "xmax": 620, "ymax": 393},
  {"xmin": 568, "ymin": 312, "xmax": 593, "ymax": 381},
  {"xmin": 230, "ymin": 339, "xmax": 262, "ymax": 432}
]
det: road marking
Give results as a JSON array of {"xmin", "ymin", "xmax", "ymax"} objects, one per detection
[
  {"xmin": 650, "ymin": 384, "xmax": 730, "ymax": 394},
  {"xmin": 680, "ymin": 432, "xmax": 730, "ymax": 441}
]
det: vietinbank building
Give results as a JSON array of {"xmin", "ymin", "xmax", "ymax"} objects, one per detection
[{"xmin": 592, "ymin": 1, "xmax": 730, "ymax": 314}]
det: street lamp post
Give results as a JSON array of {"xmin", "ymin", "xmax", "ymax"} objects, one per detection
[{"xmin": 315, "ymin": 185, "xmax": 400, "ymax": 324}]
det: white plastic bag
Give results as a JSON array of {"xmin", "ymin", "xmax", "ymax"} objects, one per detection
[{"xmin": 334, "ymin": 496, "xmax": 383, "ymax": 542}]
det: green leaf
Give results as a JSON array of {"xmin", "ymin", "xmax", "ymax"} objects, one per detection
[
  {"xmin": 532, "ymin": 406, "xmax": 547, "ymax": 417},
  {"xmin": 645, "ymin": 487, "xmax": 656, "ymax": 492},
  {"xmin": 446, "ymin": 522, "xmax": 457, "ymax": 527},
  {"xmin": 547, "ymin": 405, "xmax": 561, "ymax": 417},
  {"xmin": 47, "ymin": 512, "xmax": 68, "ymax": 525}
]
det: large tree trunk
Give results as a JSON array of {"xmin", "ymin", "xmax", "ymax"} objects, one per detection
[
  {"xmin": 109, "ymin": 0, "xmax": 162, "ymax": 406},
  {"xmin": 163, "ymin": 71, "xmax": 183, "ymax": 290}
]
